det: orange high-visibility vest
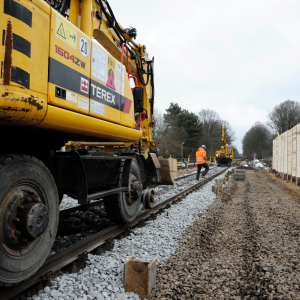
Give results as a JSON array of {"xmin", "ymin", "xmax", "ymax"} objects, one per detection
[{"xmin": 196, "ymin": 148, "xmax": 206, "ymax": 164}]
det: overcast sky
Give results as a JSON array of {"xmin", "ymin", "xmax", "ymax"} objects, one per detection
[{"xmin": 109, "ymin": 0, "xmax": 300, "ymax": 153}]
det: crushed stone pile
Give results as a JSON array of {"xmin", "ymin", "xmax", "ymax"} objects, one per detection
[{"xmin": 151, "ymin": 170, "xmax": 300, "ymax": 299}]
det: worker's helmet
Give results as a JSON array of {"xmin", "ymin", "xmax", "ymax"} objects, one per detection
[{"xmin": 202, "ymin": 145, "xmax": 206, "ymax": 149}]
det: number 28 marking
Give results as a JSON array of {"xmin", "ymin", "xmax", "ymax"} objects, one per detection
[{"xmin": 79, "ymin": 36, "xmax": 89, "ymax": 58}]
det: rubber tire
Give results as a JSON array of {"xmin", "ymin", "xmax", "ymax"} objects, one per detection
[
  {"xmin": 0, "ymin": 154, "xmax": 59, "ymax": 286},
  {"xmin": 104, "ymin": 158, "xmax": 142, "ymax": 224}
]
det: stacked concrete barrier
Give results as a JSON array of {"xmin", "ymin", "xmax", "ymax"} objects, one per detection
[{"xmin": 273, "ymin": 124, "xmax": 300, "ymax": 184}]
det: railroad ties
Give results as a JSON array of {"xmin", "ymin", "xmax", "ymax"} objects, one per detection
[{"xmin": 212, "ymin": 169, "xmax": 235, "ymax": 195}]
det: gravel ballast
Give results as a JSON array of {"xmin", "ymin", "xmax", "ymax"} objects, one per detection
[
  {"xmin": 25, "ymin": 168, "xmax": 228, "ymax": 300},
  {"xmin": 151, "ymin": 170, "xmax": 300, "ymax": 299}
]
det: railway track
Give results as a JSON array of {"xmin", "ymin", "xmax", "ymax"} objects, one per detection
[
  {"xmin": 175, "ymin": 165, "xmax": 217, "ymax": 180},
  {"xmin": 177, "ymin": 163, "xmax": 197, "ymax": 169},
  {"xmin": 56, "ymin": 166, "xmax": 217, "ymax": 214},
  {"xmin": 41, "ymin": 166, "xmax": 220, "ymax": 255},
  {"xmin": 1, "ymin": 165, "xmax": 233, "ymax": 300}
]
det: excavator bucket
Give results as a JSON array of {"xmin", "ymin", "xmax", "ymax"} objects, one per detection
[{"xmin": 158, "ymin": 158, "xmax": 177, "ymax": 185}]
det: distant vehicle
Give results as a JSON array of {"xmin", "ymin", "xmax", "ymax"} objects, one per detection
[{"xmin": 215, "ymin": 125, "xmax": 233, "ymax": 166}]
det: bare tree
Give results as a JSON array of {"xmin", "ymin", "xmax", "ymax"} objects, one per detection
[
  {"xmin": 198, "ymin": 109, "xmax": 235, "ymax": 157},
  {"xmin": 242, "ymin": 122, "xmax": 273, "ymax": 159},
  {"xmin": 232, "ymin": 145, "xmax": 240, "ymax": 158},
  {"xmin": 221, "ymin": 120, "xmax": 235, "ymax": 145},
  {"xmin": 152, "ymin": 108, "xmax": 165, "ymax": 143},
  {"xmin": 154, "ymin": 107, "xmax": 235, "ymax": 158},
  {"xmin": 268, "ymin": 100, "xmax": 300, "ymax": 134},
  {"xmin": 198, "ymin": 109, "xmax": 221, "ymax": 157},
  {"xmin": 198, "ymin": 109, "xmax": 221, "ymax": 136}
]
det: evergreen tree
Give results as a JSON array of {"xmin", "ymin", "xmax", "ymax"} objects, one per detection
[{"xmin": 165, "ymin": 103, "xmax": 203, "ymax": 157}]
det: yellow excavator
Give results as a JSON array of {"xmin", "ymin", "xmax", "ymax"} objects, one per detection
[
  {"xmin": 215, "ymin": 125, "xmax": 233, "ymax": 167},
  {"xmin": 0, "ymin": 0, "xmax": 176, "ymax": 285}
]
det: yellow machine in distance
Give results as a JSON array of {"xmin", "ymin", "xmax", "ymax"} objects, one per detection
[
  {"xmin": 0, "ymin": 0, "xmax": 176, "ymax": 286},
  {"xmin": 215, "ymin": 125, "xmax": 233, "ymax": 166}
]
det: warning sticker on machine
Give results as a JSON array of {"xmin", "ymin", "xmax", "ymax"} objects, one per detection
[
  {"xmin": 115, "ymin": 61, "xmax": 122, "ymax": 95},
  {"xmin": 91, "ymin": 100, "xmax": 105, "ymax": 115},
  {"xmin": 106, "ymin": 56, "xmax": 116, "ymax": 90},
  {"xmin": 55, "ymin": 16, "xmax": 77, "ymax": 49},
  {"xmin": 78, "ymin": 97, "xmax": 89, "ymax": 111},
  {"xmin": 92, "ymin": 43, "xmax": 107, "ymax": 84},
  {"xmin": 66, "ymin": 91, "xmax": 77, "ymax": 103},
  {"xmin": 80, "ymin": 77, "xmax": 89, "ymax": 94}
]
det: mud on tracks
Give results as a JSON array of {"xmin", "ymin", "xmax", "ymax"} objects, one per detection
[{"xmin": 151, "ymin": 170, "xmax": 300, "ymax": 300}]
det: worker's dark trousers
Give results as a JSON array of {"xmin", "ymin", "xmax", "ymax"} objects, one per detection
[{"xmin": 196, "ymin": 163, "xmax": 209, "ymax": 180}]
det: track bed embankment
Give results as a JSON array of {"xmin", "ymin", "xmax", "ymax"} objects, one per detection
[{"xmin": 152, "ymin": 170, "xmax": 300, "ymax": 300}]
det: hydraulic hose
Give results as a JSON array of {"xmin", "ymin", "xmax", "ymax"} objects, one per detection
[
  {"xmin": 135, "ymin": 56, "xmax": 151, "ymax": 86},
  {"xmin": 150, "ymin": 58, "xmax": 155, "ymax": 114},
  {"xmin": 96, "ymin": 0, "xmax": 155, "ymax": 96}
]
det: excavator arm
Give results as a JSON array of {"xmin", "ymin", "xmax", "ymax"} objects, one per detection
[
  {"xmin": 221, "ymin": 124, "xmax": 226, "ymax": 149},
  {"xmin": 216, "ymin": 125, "xmax": 233, "ymax": 166}
]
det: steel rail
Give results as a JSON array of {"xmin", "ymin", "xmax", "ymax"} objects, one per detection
[
  {"xmin": 177, "ymin": 163, "xmax": 220, "ymax": 170},
  {"xmin": 175, "ymin": 165, "xmax": 217, "ymax": 180},
  {"xmin": 177, "ymin": 163, "xmax": 196, "ymax": 170},
  {"xmin": 0, "ymin": 165, "xmax": 232, "ymax": 300}
]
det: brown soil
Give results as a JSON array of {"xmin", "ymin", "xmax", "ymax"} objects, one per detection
[
  {"xmin": 151, "ymin": 170, "xmax": 300, "ymax": 300},
  {"xmin": 265, "ymin": 170, "xmax": 300, "ymax": 200}
]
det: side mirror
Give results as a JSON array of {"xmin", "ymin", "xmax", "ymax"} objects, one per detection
[{"xmin": 133, "ymin": 87, "xmax": 144, "ymax": 113}]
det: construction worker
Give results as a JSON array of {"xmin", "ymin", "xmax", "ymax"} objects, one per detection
[{"xmin": 196, "ymin": 145, "xmax": 209, "ymax": 180}]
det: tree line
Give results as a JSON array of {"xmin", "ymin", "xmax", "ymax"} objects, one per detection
[
  {"xmin": 153, "ymin": 103, "xmax": 236, "ymax": 158},
  {"xmin": 242, "ymin": 100, "xmax": 300, "ymax": 159}
]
